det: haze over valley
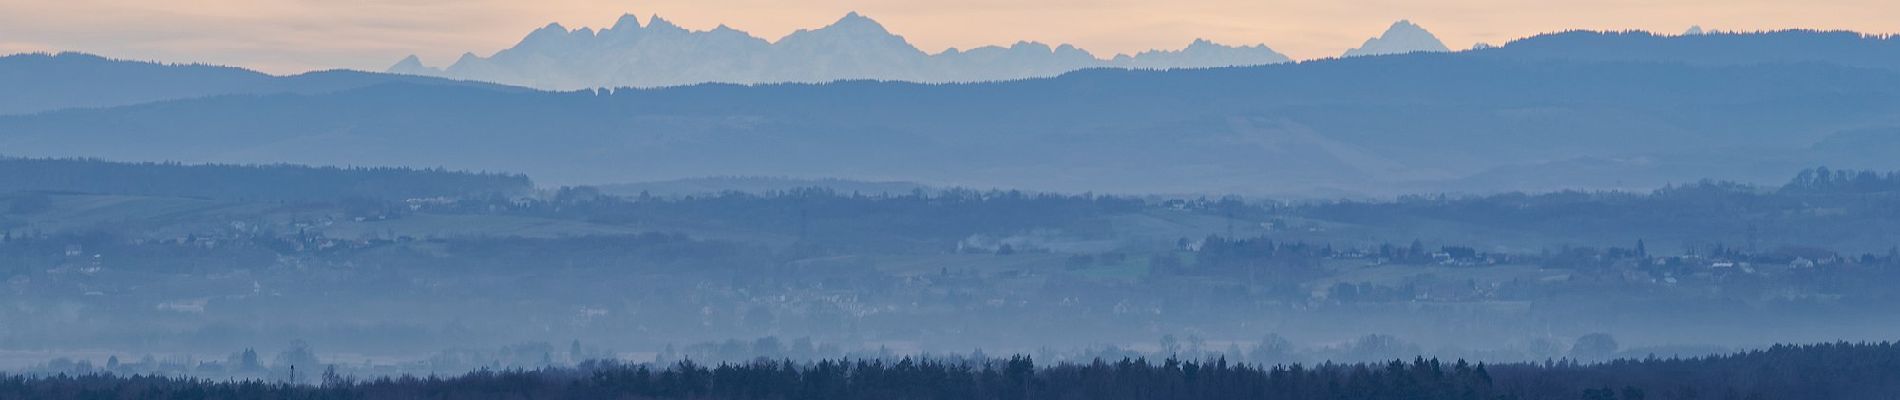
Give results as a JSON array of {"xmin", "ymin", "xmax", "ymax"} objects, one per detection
[{"xmin": 7, "ymin": 4, "xmax": 1900, "ymax": 399}]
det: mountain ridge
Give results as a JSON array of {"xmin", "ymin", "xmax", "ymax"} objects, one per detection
[
  {"xmin": 14, "ymin": 30, "xmax": 1900, "ymax": 196},
  {"xmin": 1341, "ymin": 20, "xmax": 1452, "ymax": 57},
  {"xmin": 388, "ymin": 12, "xmax": 1294, "ymax": 89},
  {"xmin": 10, "ymin": 45, "xmax": 1900, "ymax": 196},
  {"xmin": 0, "ymin": 51, "xmax": 522, "ymax": 115}
]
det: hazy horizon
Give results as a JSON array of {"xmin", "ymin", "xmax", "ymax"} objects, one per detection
[
  {"xmin": 12, "ymin": 2, "xmax": 1900, "ymax": 398},
  {"xmin": 4, "ymin": 0, "xmax": 1897, "ymax": 74}
]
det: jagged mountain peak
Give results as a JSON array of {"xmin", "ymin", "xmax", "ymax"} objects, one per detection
[
  {"xmin": 837, "ymin": 11, "xmax": 875, "ymax": 25},
  {"xmin": 611, "ymin": 13, "xmax": 642, "ymax": 30},
  {"xmin": 449, "ymin": 52, "xmax": 482, "ymax": 67},
  {"xmin": 1186, "ymin": 38, "xmax": 1223, "ymax": 49},
  {"xmin": 386, "ymin": 54, "xmax": 441, "ymax": 76},
  {"xmin": 648, "ymin": 15, "xmax": 685, "ymax": 32},
  {"xmin": 1011, "ymin": 41, "xmax": 1053, "ymax": 51},
  {"xmin": 1342, "ymin": 19, "xmax": 1451, "ymax": 57},
  {"xmin": 776, "ymin": 11, "xmax": 916, "ymax": 56},
  {"xmin": 801, "ymin": 11, "xmax": 896, "ymax": 37},
  {"xmin": 517, "ymin": 22, "xmax": 575, "ymax": 46}
]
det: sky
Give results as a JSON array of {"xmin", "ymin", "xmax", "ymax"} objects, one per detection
[{"xmin": 0, "ymin": 0, "xmax": 1894, "ymax": 74}]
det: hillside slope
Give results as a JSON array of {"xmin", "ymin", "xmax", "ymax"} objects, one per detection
[{"xmin": 0, "ymin": 52, "xmax": 521, "ymax": 115}]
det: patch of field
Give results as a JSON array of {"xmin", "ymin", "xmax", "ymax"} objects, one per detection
[{"xmin": 5, "ymin": 194, "xmax": 275, "ymax": 236}]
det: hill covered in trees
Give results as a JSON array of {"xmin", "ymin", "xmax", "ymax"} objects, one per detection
[
  {"xmin": 1481, "ymin": 29, "xmax": 1900, "ymax": 70},
  {"xmin": 1284, "ymin": 167, "xmax": 1900, "ymax": 253},
  {"xmin": 0, "ymin": 52, "xmax": 522, "ymax": 116},
  {"xmin": 14, "ymin": 31, "xmax": 1900, "ymax": 195}
]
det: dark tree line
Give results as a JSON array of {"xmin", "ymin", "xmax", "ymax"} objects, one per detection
[
  {"xmin": 9, "ymin": 341, "xmax": 1900, "ymax": 399},
  {"xmin": 1295, "ymin": 168, "xmax": 1900, "ymax": 254},
  {"xmin": 1782, "ymin": 167, "xmax": 1900, "ymax": 194}
]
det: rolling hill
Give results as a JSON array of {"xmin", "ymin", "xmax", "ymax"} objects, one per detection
[
  {"xmin": 8, "ymin": 31, "xmax": 1900, "ymax": 195},
  {"xmin": 0, "ymin": 52, "xmax": 522, "ymax": 115}
]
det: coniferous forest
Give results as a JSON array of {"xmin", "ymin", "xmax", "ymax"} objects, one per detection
[{"xmin": 6, "ymin": 341, "xmax": 1898, "ymax": 399}]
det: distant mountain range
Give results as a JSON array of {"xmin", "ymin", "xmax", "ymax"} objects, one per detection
[
  {"xmin": 386, "ymin": 12, "xmax": 1306, "ymax": 90},
  {"xmin": 7, "ymin": 29, "xmax": 1900, "ymax": 196}
]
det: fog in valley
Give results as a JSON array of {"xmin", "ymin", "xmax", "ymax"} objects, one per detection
[
  {"xmin": 6, "ymin": 159, "xmax": 1900, "ymax": 380},
  {"xmin": 7, "ymin": 12, "xmax": 1900, "ymax": 398}
]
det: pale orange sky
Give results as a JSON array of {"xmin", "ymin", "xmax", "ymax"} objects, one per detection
[{"xmin": 0, "ymin": 0, "xmax": 1893, "ymax": 74}]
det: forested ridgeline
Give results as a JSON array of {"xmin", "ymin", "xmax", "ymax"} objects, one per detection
[
  {"xmin": 7, "ymin": 342, "xmax": 1899, "ymax": 399},
  {"xmin": 0, "ymin": 157, "xmax": 531, "ymax": 201}
]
